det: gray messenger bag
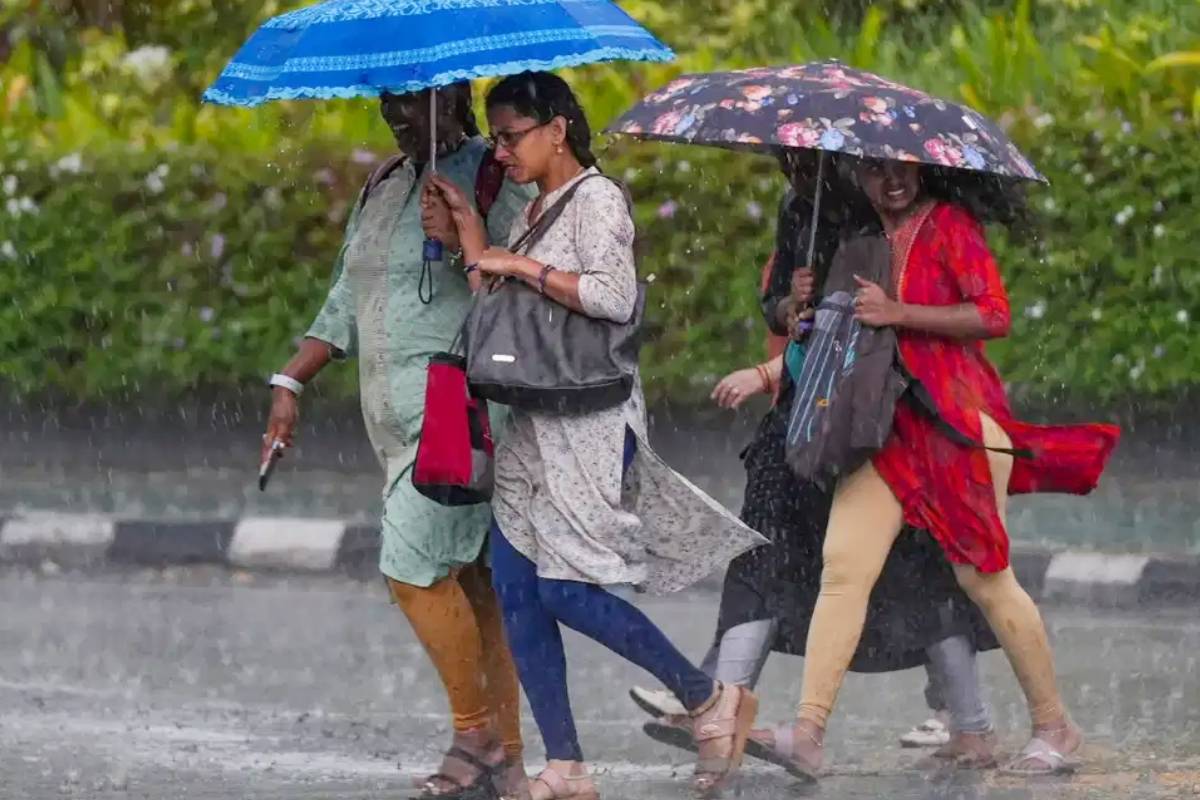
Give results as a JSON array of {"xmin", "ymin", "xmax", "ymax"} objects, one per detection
[{"xmin": 463, "ymin": 175, "xmax": 646, "ymax": 414}]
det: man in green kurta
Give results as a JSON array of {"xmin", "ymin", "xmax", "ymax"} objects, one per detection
[{"xmin": 260, "ymin": 84, "xmax": 533, "ymax": 797}]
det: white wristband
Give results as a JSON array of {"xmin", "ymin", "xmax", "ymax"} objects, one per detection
[{"xmin": 269, "ymin": 373, "xmax": 305, "ymax": 396}]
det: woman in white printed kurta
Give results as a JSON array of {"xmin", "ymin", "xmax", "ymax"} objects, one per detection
[
  {"xmin": 491, "ymin": 168, "xmax": 764, "ymax": 594},
  {"xmin": 430, "ymin": 71, "xmax": 766, "ymax": 800}
]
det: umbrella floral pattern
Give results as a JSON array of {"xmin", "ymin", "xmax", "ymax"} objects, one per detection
[{"xmin": 607, "ymin": 60, "xmax": 1045, "ymax": 182}]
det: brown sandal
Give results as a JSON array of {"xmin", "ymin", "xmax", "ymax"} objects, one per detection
[
  {"xmin": 415, "ymin": 745, "xmax": 502, "ymax": 798},
  {"xmin": 690, "ymin": 683, "xmax": 759, "ymax": 796}
]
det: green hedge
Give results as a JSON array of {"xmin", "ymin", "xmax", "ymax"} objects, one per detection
[
  {"xmin": 0, "ymin": 142, "xmax": 362, "ymax": 398},
  {"xmin": 987, "ymin": 110, "xmax": 1200, "ymax": 399},
  {"xmin": 2, "ymin": 0, "xmax": 1199, "ymax": 404}
]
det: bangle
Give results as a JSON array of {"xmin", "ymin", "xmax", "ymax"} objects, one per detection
[
  {"xmin": 537, "ymin": 263, "xmax": 555, "ymax": 295},
  {"xmin": 269, "ymin": 373, "xmax": 305, "ymax": 396},
  {"xmin": 754, "ymin": 363, "xmax": 772, "ymax": 393},
  {"xmin": 463, "ymin": 262, "xmax": 479, "ymax": 275}
]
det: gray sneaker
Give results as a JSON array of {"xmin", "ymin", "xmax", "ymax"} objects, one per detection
[
  {"xmin": 899, "ymin": 717, "xmax": 951, "ymax": 748},
  {"xmin": 629, "ymin": 686, "xmax": 687, "ymax": 718}
]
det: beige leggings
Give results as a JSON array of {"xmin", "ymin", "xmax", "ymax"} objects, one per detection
[{"xmin": 797, "ymin": 413, "xmax": 1065, "ymax": 731}]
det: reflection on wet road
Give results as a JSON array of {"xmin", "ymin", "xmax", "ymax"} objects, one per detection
[{"xmin": 1, "ymin": 567, "xmax": 1196, "ymax": 799}]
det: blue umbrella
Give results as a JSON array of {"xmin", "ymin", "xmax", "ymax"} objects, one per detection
[
  {"xmin": 203, "ymin": 0, "xmax": 673, "ymax": 295},
  {"xmin": 202, "ymin": 0, "xmax": 674, "ymax": 109}
]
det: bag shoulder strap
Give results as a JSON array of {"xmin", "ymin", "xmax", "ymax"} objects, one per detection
[
  {"xmin": 899, "ymin": 362, "xmax": 1033, "ymax": 459},
  {"xmin": 357, "ymin": 154, "xmax": 407, "ymax": 211},
  {"xmin": 474, "ymin": 148, "xmax": 506, "ymax": 220},
  {"xmin": 822, "ymin": 233, "xmax": 888, "ymax": 295},
  {"xmin": 511, "ymin": 173, "xmax": 626, "ymax": 255},
  {"xmin": 359, "ymin": 147, "xmax": 504, "ymax": 217}
]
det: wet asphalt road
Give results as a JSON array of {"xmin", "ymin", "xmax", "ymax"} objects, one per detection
[{"xmin": 1, "ymin": 566, "xmax": 1197, "ymax": 800}]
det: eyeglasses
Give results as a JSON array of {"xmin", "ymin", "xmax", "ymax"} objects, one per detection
[{"xmin": 487, "ymin": 122, "xmax": 548, "ymax": 151}]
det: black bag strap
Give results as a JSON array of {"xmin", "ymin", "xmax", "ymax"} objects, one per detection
[{"xmin": 900, "ymin": 362, "xmax": 1034, "ymax": 459}]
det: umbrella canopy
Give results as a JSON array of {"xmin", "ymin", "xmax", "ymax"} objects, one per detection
[
  {"xmin": 606, "ymin": 60, "xmax": 1045, "ymax": 183},
  {"xmin": 202, "ymin": 0, "xmax": 674, "ymax": 108}
]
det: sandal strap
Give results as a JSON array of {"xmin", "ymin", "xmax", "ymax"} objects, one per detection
[
  {"xmin": 693, "ymin": 716, "xmax": 737, "ymax": 744},
  {"xmin": 533, "ymin": 766, "xmax": 593, "ymax": 796},
  {"xmin": 772, "ymin": 724, "xmax": 796, "ymax": 759},
  {"xmin": 422, "ymin": 773, "xmax": 471, "ymax": 792},
  {"xmin": 1017, "ymin": 737, "xmax": 1064, "ymax": 765},
  {"xmin": 695, "ymin": 755, "xmax": 733, "ymax": 774},
  {"xmin": 444, "ymin": 745, "xmax": 498, "ymax": 774}
]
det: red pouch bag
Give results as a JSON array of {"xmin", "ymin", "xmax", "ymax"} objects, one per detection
[{"xmin": 412, "ymin": 353, "xmax": 494, "ymax": 506}]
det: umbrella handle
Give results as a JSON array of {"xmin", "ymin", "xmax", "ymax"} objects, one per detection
[
  {"xmin": 804, "ymin": 151, "xmax": 825, "ymax": 269},
  {"xmin": 791, "ymin": 152, "xmax": 825, "ymax": 338},
  {"xmin": 421, "ymin": 86, "xmax": 443, "ymax": 303}
]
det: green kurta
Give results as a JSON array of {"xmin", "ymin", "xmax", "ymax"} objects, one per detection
[{"xmin": 307, "ymin": 137, "xmax": 531, "ymax": 586}]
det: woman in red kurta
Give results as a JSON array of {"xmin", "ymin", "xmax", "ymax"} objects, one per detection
[{"xmin": 761, "ymin": 158, "xmax": 1119, "ymax": 779}]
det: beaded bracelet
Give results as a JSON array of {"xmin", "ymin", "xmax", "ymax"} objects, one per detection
[{"xmin": 538, "ymin": 263, "xmax": 555, "ymax": 295}]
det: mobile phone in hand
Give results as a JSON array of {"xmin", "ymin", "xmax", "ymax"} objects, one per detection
[{"xmin": 258, "ymin": 440, "xmax": 285, "ymax": 491}]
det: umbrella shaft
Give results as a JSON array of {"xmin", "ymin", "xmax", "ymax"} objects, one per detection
[
  {"xmin": 805, "ymin": 152, "xmax": 825, "ymax": 269},
  {"xmin": 430, "ymin": 88, "xmax": 438, "ymax": 173}
]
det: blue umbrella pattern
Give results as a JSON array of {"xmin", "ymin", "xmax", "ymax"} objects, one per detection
[{"xmin": 202, "ymin": 0, "xmax": 674, "ymax": 109}]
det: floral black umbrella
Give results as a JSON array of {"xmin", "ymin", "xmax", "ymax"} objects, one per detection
[
  {"xmin": 606, "ymin": 60, "xmax": 1043, "ymax": 268},
  {"xmin": 606, "ymin": 60, "xmax": 1044, "ymax": 181}
]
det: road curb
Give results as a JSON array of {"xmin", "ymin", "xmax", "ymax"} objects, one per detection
[{"xmin": 0, "ymin": 513, "xmax": 1196, "ymax": 604}]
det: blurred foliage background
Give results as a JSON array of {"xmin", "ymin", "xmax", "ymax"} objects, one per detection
[{"xmin": 1, "ymin": 0, "xmax": 1199, "ymax": 407}]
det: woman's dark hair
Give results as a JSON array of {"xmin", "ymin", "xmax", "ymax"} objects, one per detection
[
  {"xmin": 920, "ymin": 165, "xmax": 1032, "ymax": 231},
  {"xmin": 843, "ymin": 155, "xmax": 1034, "ymax": 232},
  {"xmin": 796, "ymin": 153, "xmax": 881, "ymax": 234},
  {"xmin": 486, "ymin": 71, "xmax": 597, "ymax": 168}
]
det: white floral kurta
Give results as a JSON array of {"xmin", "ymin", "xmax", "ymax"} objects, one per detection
[{"xmin": 492, "ymin": 168, "xmax": 767, "ymax": 594}]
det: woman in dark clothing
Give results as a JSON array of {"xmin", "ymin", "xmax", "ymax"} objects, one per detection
[
  {"xmin": 759, "ymin": 151, "xmax": 874, "ymax": 338},
  {"xmin": 631, "ymin": 152, "xmax": 1001, "ymax": 771}
]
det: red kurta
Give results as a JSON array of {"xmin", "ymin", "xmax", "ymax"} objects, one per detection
[{"xmin": 872, "ymin": 203, "xmax": 1120, "ymax": 573}]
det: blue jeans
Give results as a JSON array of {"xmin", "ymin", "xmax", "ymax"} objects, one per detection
[{"xmin": 489, "ymin": 428, "xmax": 714, "ymax": 761}]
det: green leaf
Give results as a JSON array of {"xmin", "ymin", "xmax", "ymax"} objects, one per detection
[
  {"xmin": 853, "ymin": 7, "xmax": 886, "ymax": 70},
  {"xmin": 1145, "ymin": 51, "xmax": 1200, "ymax": 72},
  {"xmin": 33, "ymin": 50, "xmax": 64, "ymax": 118}
]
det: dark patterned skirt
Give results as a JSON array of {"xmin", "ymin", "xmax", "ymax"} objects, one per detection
[{"xmin": 714, "ymin": 401, "xmax": 999, "ymax": 673}]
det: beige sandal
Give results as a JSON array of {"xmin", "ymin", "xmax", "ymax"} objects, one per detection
[
  {"xmin": 745, "ymin": 724, "xmax": 821, "ymax": 781},
  {"xmin": 691, "ymin": 683, "xmax": 759, "ymax": 797},
  {"xmin": 528, "ymin": 765, "xmax": 599, "ymax": 800}
]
